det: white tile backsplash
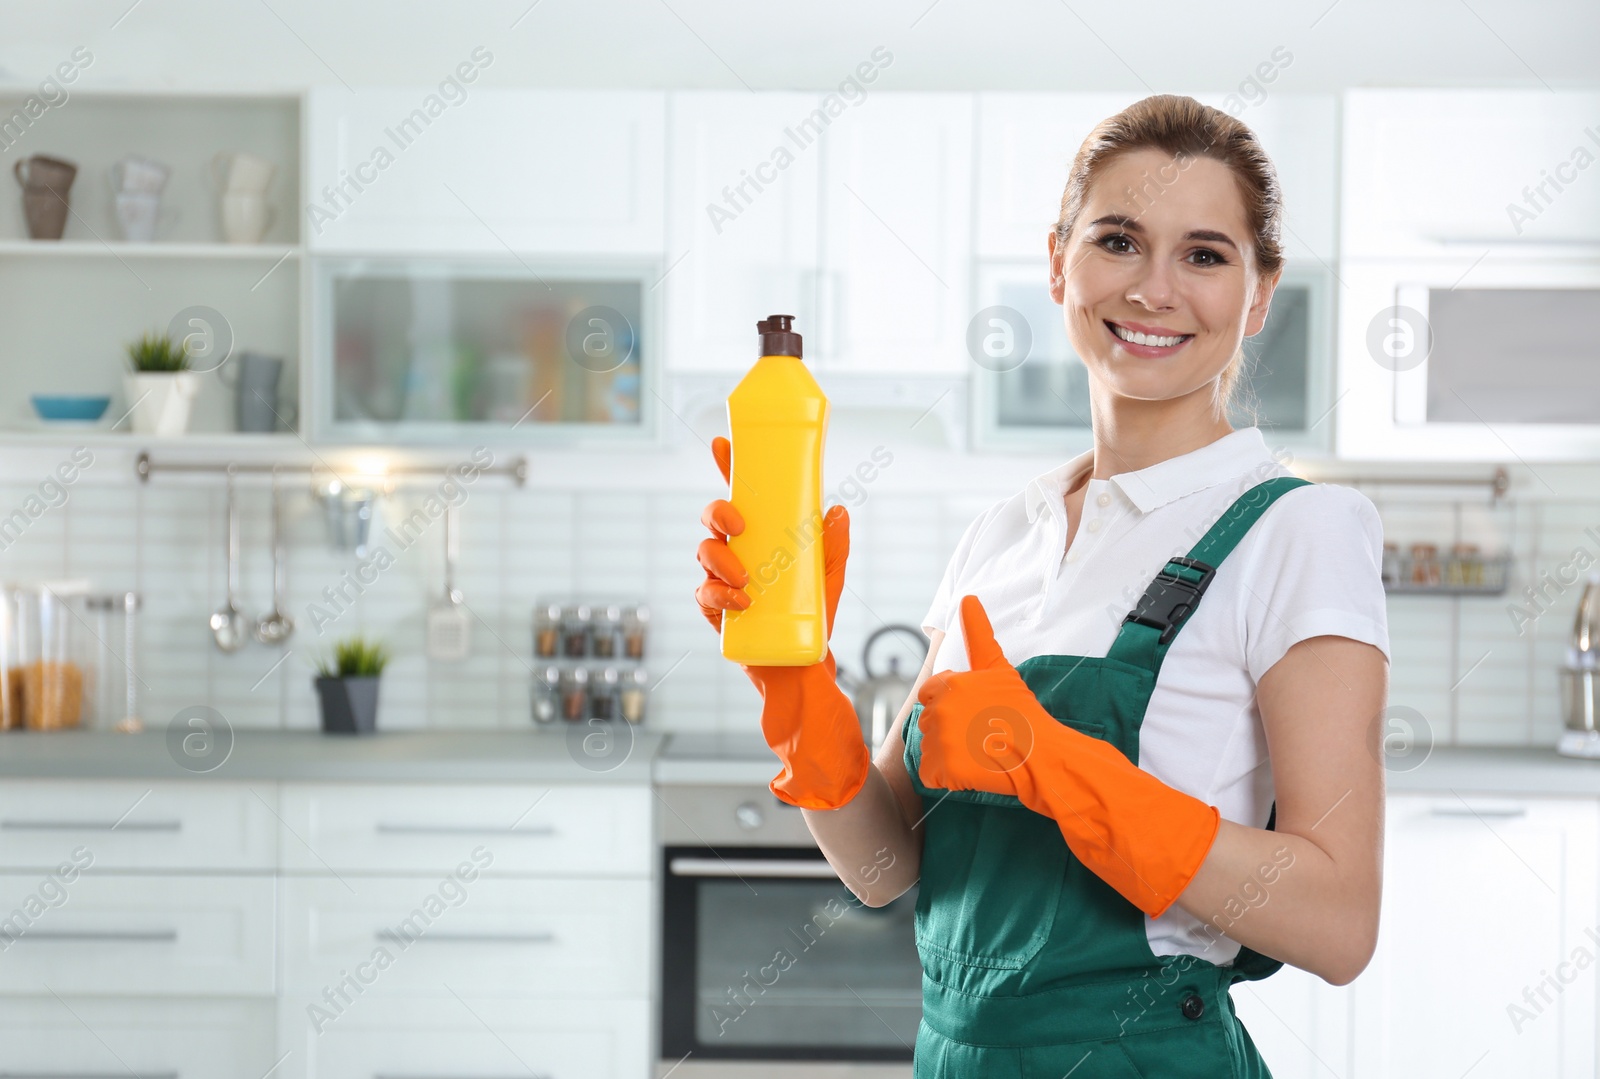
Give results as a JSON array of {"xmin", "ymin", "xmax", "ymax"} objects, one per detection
[{"xmin": 13, "ymin": 454, "xmax": 1599, "ymax": 747}]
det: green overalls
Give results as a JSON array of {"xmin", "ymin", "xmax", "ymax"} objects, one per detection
[{"xmin": 902, "ymin": 476, "xmax": 1310, "ymax": 1078}]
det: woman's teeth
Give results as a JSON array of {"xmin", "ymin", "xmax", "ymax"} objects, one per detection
[{"xmin": 1108, "ymin": 322, "xmax": 1191, "ymax": 348}]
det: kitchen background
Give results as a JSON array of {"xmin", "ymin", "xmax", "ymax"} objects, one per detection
[{"xmin": 2, "ymin": 2, "xmax": 1600, "ymax": 1078}]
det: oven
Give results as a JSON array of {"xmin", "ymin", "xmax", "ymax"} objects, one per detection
[{"xmin": 656, "ymin": 780, "xmax": 920, "ymax": 1078}]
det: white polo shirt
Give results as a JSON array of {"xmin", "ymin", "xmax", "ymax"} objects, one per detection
[{"xmin": 919, "ymin": 425, "xmax": 1390, "ymax": 967}]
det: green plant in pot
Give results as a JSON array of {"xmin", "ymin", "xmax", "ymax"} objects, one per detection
[
  {"xmin": 123, "ymin": 331, "xmax": 199, "ymax": 437},
  {"xmin": 314, "ymin": 635, "xmax": 390, "ymax": 734}
]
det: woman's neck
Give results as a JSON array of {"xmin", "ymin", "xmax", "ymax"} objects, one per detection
[{"xmin": 1085, "ymin": 393, "xmax": 1235, "ymax": 481}]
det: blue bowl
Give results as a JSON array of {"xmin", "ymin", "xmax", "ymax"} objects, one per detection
[{"xmin": 31, "ymin": 394, "xmax": 111, "ymax": 422}]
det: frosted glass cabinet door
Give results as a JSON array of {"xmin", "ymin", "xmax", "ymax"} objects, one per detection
[
  {"xmin": 1349, "ymin": 793, "xmax": 1599, "ymax": 1078},
  {"xmin": 314, "ymin": 258, "xmax": 654, "ymax": 443},
  {"xmin": 305, "ymin": 87, "xmax": 665, "ymax": 255},
  {"xmin": 664, "ymin": 92, "xmax": 824, "ymax": 371}
]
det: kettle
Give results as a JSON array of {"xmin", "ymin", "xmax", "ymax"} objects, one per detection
[
  {"xmin": 836, "ymin": 624, "xmax": 929, "ymax": 751},
  {"xmin": 1557, "ymin": 570, "xmax": 1600, "ymax": 758}
]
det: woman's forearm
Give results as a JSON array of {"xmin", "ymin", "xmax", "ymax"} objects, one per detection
[
  {"xmin": 803, "ymin": 761, "xmax": 922, "ymax": 906},
  {"xmin": 1172, "ymin": 817, "xmax": 1382, "ymax": 986}
]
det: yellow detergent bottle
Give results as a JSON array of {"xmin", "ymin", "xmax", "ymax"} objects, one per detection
[{"xmin": 721, "ymin": 314, "xmax": 829, "ymax": 667}]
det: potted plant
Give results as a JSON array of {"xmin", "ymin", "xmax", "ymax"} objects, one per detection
[
  {"xmin": 123, "ymin": 331, "xmax": 199, "ymax": 436},
  {"xmin": 314, "ymin": 635, "xmax": 390, "ymax": 734}
]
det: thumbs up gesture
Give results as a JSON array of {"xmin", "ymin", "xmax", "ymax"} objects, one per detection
[{"xmin": 914, "ymin": 594, "xmax": 1053, "ymax": 797}]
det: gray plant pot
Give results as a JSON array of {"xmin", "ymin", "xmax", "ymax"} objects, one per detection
[{"xmin": 315, "ymin": 675, "xmax": 380, "ymax": 734}]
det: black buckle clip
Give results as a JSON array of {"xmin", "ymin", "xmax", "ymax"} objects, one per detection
[{"xmin": 1121, "ymin": 556, "xmax": 1216, "ymax": 645}]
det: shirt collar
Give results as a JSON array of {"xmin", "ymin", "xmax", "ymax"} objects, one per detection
[{"xmin": 1023, "ymin": 427, "xmax": 1280, "ymax": 523}]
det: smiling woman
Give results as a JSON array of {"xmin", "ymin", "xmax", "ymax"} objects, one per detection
[{"xmin": 697, "ymin": 93, "xmax": 1389, "ymax": 1079}]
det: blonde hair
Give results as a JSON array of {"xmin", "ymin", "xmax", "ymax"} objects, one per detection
[{"xmin": 1052, "ymin": 94, "xmax": 1284, "ymax": 423}]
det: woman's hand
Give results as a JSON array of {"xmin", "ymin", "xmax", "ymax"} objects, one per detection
[
  {"xmin": 914, "ymin": 593, "xmax": 1052, "ymax": 798},
  {"xmin": 693, "ymin": 435, "xmax": 868, "ymax": 810}
]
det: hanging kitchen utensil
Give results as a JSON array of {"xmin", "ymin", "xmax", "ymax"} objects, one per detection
[
  {"xmin": 255, "ymin": 470, "xmax": 295, "ymax": 646},
  {"xmin": 835, "ymin": 623, "xmax": 929, "ymax": 751},
  {"xmin": 209, "ymin": 469, "xmax": 249, "ymax": 653},
  {"xmin": 427, "ymin": 499, "xmax": 470, "ymax": 661}
]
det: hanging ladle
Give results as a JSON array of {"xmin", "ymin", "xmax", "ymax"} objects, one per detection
[
  {"xmin": 209, "ymin": 468, "xmax": 250, "ymax": 653},
  {"xmin": 255, "ymin": 469, "xmax": 294, "ymax": 646}
]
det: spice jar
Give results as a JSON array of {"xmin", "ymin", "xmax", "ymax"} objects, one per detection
[
  {"xmin": 590, "ymin": 666, "xmax": 620, "ymax": 721},
  {"xmin": 534, "ymin": 603, "xmax": 562, "ymax": 659},
  {"xmin": 1450, "ymin": 543, "xmax": 1481, "ymax": 587},
  {"xmin": 622, "ymin": 604, "xmax": 650, "ymax": 660},
  {"xmin": 592, "ymin": 604, "xmax": 622, "ymax": 659},
  {"xmin": 531, "ymin": 664, "xmax": 561, "ymax": 724},
  {"xmin": 0, "ymin": 586, "xmax": 18, "ymax": 731},
  {"xmin": 1409, "ymin": 543, "xmax": 1441, "ymax": 587},
  {"xmin": 1380, "ymin": 543, "xmax": 1400, "ymax": 589},
  {"xmin": 561, "ymin": 604, "xmax": 592, "ymax": 658},
  {"xmin": 621, "ymin": 666, "xmax": 649, "ymax": 725},
  {"xmin": 559, "ymin": 666, "xmax": 589, "ymax": 722}
]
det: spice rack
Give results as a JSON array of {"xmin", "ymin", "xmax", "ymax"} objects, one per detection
[
  {"xmin": 531, "ymin": 597, "xmax": 651, "ymax": 727},
  {"xmin": 1381, "ymin": 543, "xmax": 1512, "ymax": 595}
]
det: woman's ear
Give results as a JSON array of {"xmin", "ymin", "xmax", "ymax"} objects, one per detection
[
  {"xmin": 1243, "ymin": 267, "xmax": 1282, "ymax": 338},
  {"xmin": 1046, "ymin": 230, "xmax": 1066, "ymax": 305}
]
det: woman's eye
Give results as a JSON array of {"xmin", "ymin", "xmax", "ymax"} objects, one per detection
[
  {"xmin": 1097, "ymin": 233, "xmax": 1133, "ymax": 253},
  {"xmin": 1190, "ymin": 248, "xmax": 1228, "ymax": 266}
]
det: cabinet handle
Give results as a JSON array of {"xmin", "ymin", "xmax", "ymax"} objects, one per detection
[
  {"xmin": 0, "ymin": 1073, "xmax": 178, "ymax": 1078},
  {"xmin": 1428, "ymin": 805, "xmax": 1527, "ymax": 818},
  {"xmin": 374, "ymin": 824, "xmax": 556, "ymax": 837},
  {"xmin": 1, "ymin": 820, "xmax": 181, "ymax": 832},
  {"xmin": 375, "ymin": 930, "xmax": 556, "ymax": 946},
  {"xmin": 11, "ymin": 929, "xmax": 178, "ymax": 942},
  {"xmin": 669, "ymin": 857, "xmax": 841, "ymax": 879}
]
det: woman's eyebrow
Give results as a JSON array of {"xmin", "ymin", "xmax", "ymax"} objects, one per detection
[{"xmin": 1087, "ymin": 213, "xmax": 1239, "ymax": 251}]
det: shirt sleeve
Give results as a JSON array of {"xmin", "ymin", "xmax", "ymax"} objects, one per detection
[{"xmin": 1240, "ymin": 483, "xmax": 1391, "ymax": 684}]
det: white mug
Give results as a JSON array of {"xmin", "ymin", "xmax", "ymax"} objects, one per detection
[
  {"xmin": 109, "ymin": 155, "xmax": 170, "ymax": 196},
  {"xmin": 212, "ymin": 151, "xmax": 276, "ymax": 196},
  {"xmin": 221, "ymin": 192, "xmax": 274, "ymax": 244}
]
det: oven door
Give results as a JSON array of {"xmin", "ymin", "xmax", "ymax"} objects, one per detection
[{"xmin": 660, "ymin": 845, "xmax": 920, "ymax": 1071}]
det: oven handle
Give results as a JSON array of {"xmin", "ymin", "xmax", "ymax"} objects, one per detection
[{"xmin": 668, "ymin": 857, "xmax": 841, "ymax": 879}]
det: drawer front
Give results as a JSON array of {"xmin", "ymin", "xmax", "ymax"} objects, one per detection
[
  {"xmin": 280, "ymin": 994, "xmax": 650, "ymax": 1079},
  {"xmin": 0, "ymin": 781, "xmax": 277, "ymax": 870},
  {"xmin": 0, "ymin": 873, "xmax": 276, "ymax": 995},
  {"xmin": 281, "ymin": 875, "xmax": 650, "ymax": 998},
  {"xmin": 0, "ymin": 997, "xmax": 277, "ymax": 1079},
  {"xmin": 277, "ymin": 783, "xmax": 651, "ymax": 875}
]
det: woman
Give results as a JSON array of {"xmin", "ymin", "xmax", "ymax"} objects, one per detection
[{"xmin": 696, "ymin": 94, "xmax": 1390, "ymax": 1078}]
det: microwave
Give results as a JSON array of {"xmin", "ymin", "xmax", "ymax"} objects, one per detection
[{"xmin": 1337, "ymin": 256, "xmax": 1600, "ymax": 460}]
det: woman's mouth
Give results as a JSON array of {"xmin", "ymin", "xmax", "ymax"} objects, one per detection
[{"xmin": 1104, "ymin": 320, "xmax": 1194, "ymax": 358}]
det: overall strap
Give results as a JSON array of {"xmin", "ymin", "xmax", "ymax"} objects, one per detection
[{"xmin": 1105, "ymin": 476, "xmax": 1311, "ymax": 676}]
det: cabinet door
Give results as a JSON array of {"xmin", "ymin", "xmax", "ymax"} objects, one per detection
[
  {"xmin": 305, "ymin": 88, "xmax": 665, "ymax": 255},
  {"xmin": 0, "ymin": 997, "xmax": 277, "ymax": 1079},
  {"xmin": 1349, "ymin": 793, "xmax": 1598, "ymax": 1078},
  {"xmin": 1342, "ymin": 90, "xmax": 1600, "ymax": 259},
  {"xmin": 817, "ymin": 93, "xmax": 974, "ymax": 373},
  {"xmin": 1230, "ymin": 963, "xmax": 1354, "ymax": 1078},
  {"xmin": 974, "ymin": 92, "xmax": 1141, "ymax": 260},
  {"xmin": 664, "ymin": 91, "xmax": 823, "ymax": 371}
]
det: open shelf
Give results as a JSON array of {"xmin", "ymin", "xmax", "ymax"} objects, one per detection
[{"xmin": 0, "ymin": 240, "xmax": 301, "ymax": 260}]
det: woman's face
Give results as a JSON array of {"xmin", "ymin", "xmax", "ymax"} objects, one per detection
[{"xmin": 1047, "ymin": 148, "xmax": 1277, "ymax": 408}]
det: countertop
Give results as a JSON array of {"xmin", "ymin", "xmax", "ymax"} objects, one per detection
[{"xmin": 2, "ymin": 729, "xmax": 1600, "ymax": 797}]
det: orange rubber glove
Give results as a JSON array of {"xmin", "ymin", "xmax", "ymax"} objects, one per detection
[
  {"xmin": 695, "ymin": 435, "xmax": 870, "ymax": 810},
  {"xmin": 915, "ymin": 594, "xmax": 1221, "ymax": 919}
]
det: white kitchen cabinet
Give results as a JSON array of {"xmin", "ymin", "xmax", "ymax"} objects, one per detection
[
  {"xmin": 0, "ymin": 873, "xmax": 277, "ymax": 995},
  {"xmin": 0, "ymin": 997, "xmax": 278, "ymax": 1079},
  {"xmin": 305, "ymin": 87, "xmax": 665, "ymax": 255},
  {"xmin": 975, "ymin": 93, "xmax": 1337, "ymax": 265},
  {"xmin": 1230, "ymin": 962, "xmax": 1354, "ymax": 1078},
  {"xmin": 0, "ymin": 780, "xmax": 277, "ymax": 871},
  {"xmin": 280, "ymin": 875, "xmax": 652, "ymax": 997},
  {"xmin": 277, "ymin": 782, "xmax": 652, "ymax": 875},
  {"xmin": 663, "ymin": 91, "xmax": 825, "ymax": 371},
  {"xmin": 278, "ymin": 994, "xmax": 651, "ymax": 1079},
  {"xmin": 1342, "ymin": 89, "xmax": 1600, "ymax": 260},
  {"xmin": 1349, "ymin": 792, "xmax": 1599, "ymax": 1078},
  {"xmin": 815, "ymin": 93, "xmax": 974, "ymax": 373}
]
